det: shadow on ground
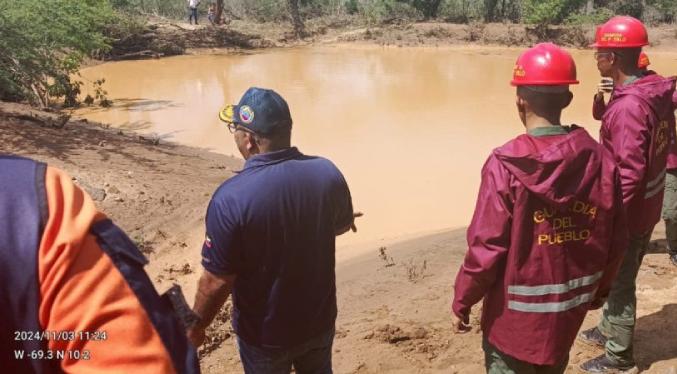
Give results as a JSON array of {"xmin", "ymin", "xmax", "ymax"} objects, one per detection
[
  {"xmin": 0, "ymin": 114, "xmax": 184, "ymax": 166},
  {"xmin": 80, "ymin": 98, "xmax": 182, "ymax": 115},
  {"xmin": 635, "ymin": 303, "xmax": 677, "ymax": 370},
  {"xmin": 648, "ymin": 238, "xmax": 669, "ymax": 254}
]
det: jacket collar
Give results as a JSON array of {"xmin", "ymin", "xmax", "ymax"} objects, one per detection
[{"xmin": 527, "ymin": 125, "xmax": 571, "ymax": 137}]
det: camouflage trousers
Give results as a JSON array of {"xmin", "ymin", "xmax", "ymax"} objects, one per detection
[
  {"xmin": 482, "ymin": 338, "xmax": 568, "ymax": 374},
  {"xmin": 662, "ymin": 169, "xmax": 677, "ymax": 255},
  {"xmin": 597, "ymin": 230, "xmax": 653, "ymax": 366}
]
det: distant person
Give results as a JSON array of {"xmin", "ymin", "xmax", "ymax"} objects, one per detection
[
  {"xmin": 0, "ymin": 155, "xmax": 199, "ymax": 373},
  {"xmin": 207, "ymin": 3, "xmax": 216, "ymax": 25},
  {"xmin": 451, "ymin": 43, "xmax": 628, "ymax": 374},
  {"xmin": 187, "ymin": 87, "xmax": 361, "ymax": 373},
  {"xmin": 188, "ymin": 0, "xmax": 200, "ymax": 25},
  {"xmin": 579, "ymin": 16, "xmax": 677, "ymax": 373}
]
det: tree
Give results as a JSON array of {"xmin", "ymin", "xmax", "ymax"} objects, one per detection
[
  {"xmin": 648, "ymin": 0, "xmax": 677, "ymax": 23},
  {"xmin": 484, "ymin": 0, "xmax": 498, "ymax": 21},
  {"xmin": 586, "ymin": 0, "xmax": 594, "ymax": 14},
  {"xmin": 411, "ymin": 0, "xmax": 443, "ymax": 18},
  {"xmin": 610, "ymin": 0, "xmax": 644, "ymax": 19},
  {"xmin": 0, "ymin": 0, "xmax": 113, "ymax": 106},
  {"xmin": 287, "ymin": 0, "xmax": 305, "ymax": 38},
  {"xmin": 523, "ymin": 0, "xmax": 586, "ymax": 25},
  {"xmin": 483, "ymin": 0, "xmax": 519, "ymax": 22},
  {"xmin": 215, "ymin": 0, "xmax": 225, "ymax": 24}
]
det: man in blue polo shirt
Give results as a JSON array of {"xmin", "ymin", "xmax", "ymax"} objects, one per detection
[{"xmin": 188, "ymin": 87, "xmax": 360, "ymax": 374}]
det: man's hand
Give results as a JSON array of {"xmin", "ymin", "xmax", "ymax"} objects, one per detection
[
  {"xmin": 598, "ymin": 78, "xmax": 614, "ymax": 94},
  {"xmin": 187, "ymin": 327, "xmax": 206, "ymax": 347},
  {"xmin": 350, "ymin": 211, "xmax": 364, "ymax": 232},
  {"xmin": 336, "ymin": 211, "xmax": 364, "ymax": 235},
  {"xmin": 190, "ymin": 271, "xmax": 235, "ymax": 347},
  {"xmin": 451, "ymin": 313, "xmax": 471, "ymax": 334}
]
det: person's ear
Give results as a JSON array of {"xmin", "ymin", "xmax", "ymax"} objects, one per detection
[
  {"xmin": 516, "ymin": 94, "xmax": 528, "ymax": 126},
  {"xmin": 562, "ymin": 91, "xmax": 573, "ymax": 109},
  {"xmin": 243, "ymin": 132, "xmax": 254, "ymax": 151},
  {"xmin": 516, "ymin": 95, "xmax": 527, "ymax": 112}
]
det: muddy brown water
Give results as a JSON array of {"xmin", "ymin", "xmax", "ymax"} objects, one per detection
[{"xmin": 75, "ymin": 46, "xmax": 677, "ymax": 247}]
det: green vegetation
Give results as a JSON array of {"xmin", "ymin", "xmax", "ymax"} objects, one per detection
[
  {"xmin": 112, "ymin": 0, "xmax": 677, "ymax": 24},
  {"xmin": 522, "ymin": 0, "xmax": 587, "ymax": 25},
  {"xmin": 0, "ymin": 0, "xmax": 116, "ymax": 106},
  {"xmin": 1, "ymin": 0, "xmax": 675, "ymax": 107},
  {"xmin": 110, "ymin": 0, "xmax": 190, "ymax": 19}
]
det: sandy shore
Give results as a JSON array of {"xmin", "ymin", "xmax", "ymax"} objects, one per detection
[{"xmin": 2, "ymin": 102, "xmax": 676, "ymax": 373}]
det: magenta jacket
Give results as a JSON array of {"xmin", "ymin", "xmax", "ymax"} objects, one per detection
[
  {"xmin": 600, "ymin": 73, "xmax": 677, "ymax": 234},
  {"xmin": 669, "ymin": 89, "xmax": 677, "ymax": 169},
  {"xmin": 452, "ymin": 126, "xmax": 627, "ymax": 365},
  {"xmin": 593, "ymin": 76, "xmax": 677, "ymax": 170}
]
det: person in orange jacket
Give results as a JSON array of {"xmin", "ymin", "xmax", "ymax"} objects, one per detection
[{"xmin": 0, "ymin": 155, "xmax": 199, "ymax": 373}]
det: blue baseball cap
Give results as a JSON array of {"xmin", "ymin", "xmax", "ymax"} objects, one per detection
[{"xmin": 219, "ymin": 87, "xmax": 293, "ymax": 135}]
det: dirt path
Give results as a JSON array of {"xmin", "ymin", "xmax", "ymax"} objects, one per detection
[{"xmin": 2, "ymin": 102, "xmax": 676, "ymax": 372}]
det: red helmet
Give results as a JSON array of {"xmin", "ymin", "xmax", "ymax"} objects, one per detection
[
  {"xmin": 590, "ymin": 16, "xmax": 648, "ymax": 48},
  {"xmin": 638, "ymin": 51, "xmax": 650, "ymax": 69},
  {"xmin": 510, "ymin": 43, "xmax": 579, "ymax": 86}
]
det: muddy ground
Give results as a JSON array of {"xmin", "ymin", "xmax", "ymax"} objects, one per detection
[
  {"xmin": 2, "ymin": 102, "xmax": 676, "ymax": 373},
  {"xmin": 108, "ymin": 16, "xmax": 677, "ymax": 59}
]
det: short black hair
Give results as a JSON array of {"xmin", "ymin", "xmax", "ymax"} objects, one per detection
[
  {"xmin": 611, "ymin": 48, "xmax": 641, "ymax": 71},
  {"xmin": 253, "ymin": 125, "xmax": 292, "ymax": 150},
  {"xmin": 517, "ymin": 86, "xmax": 572, "ymax": 114}
]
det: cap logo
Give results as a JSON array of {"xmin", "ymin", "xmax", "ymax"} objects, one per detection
[
  {"xmin": 239, "ymin": 105, "xmax": 254, "ymax": 124},
  {"xmin": 601, "ymin": 33, "xmax": 626, "ymax": 43},
  {"xmin": 513, "ymin": 64, "xmax": 526, "ymax": 78}
]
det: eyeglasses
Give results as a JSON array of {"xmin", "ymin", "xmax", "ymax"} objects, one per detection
[{"xmin": 226, "ymin": 122, "xmax": 257, "ymax": 136}]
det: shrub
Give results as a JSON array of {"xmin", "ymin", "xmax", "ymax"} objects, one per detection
[
  {"xmin": 0, "ymin": 0, "xmax": 114, "ymax": 106},
  {"xmin": 523, "ymin": 0, "xmax": 586, "ymax": 26},
  {"xmin": 566, "ymin": 7, "xmax": 613, "ymax": 25},
  {"xmin": 360, "ymin": 0, "xmax": 422, "ymax": 23}
]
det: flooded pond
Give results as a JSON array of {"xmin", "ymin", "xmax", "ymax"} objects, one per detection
[{"xmin": 75, "ymin": 45, "xmax": 677, "ymax": 246}]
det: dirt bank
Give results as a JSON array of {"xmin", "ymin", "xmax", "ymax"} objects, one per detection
[
  {"xmin": 108, "ymin": 17, "xmax": 677, "ymax": 59},
  {"xmin": 104, "ymin": 17, "xmax": 274, "ymax": 60},
  {"xmin": 330, "ymin": 22, "xmax": 677, "ymax": 50},
  {"xmin": 0, "ymin": 100, "xmax": 241, "ymax": 288},
  {"xmin": 3, "ymin": 102, "xmax": 676, "ymax": 373}
]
